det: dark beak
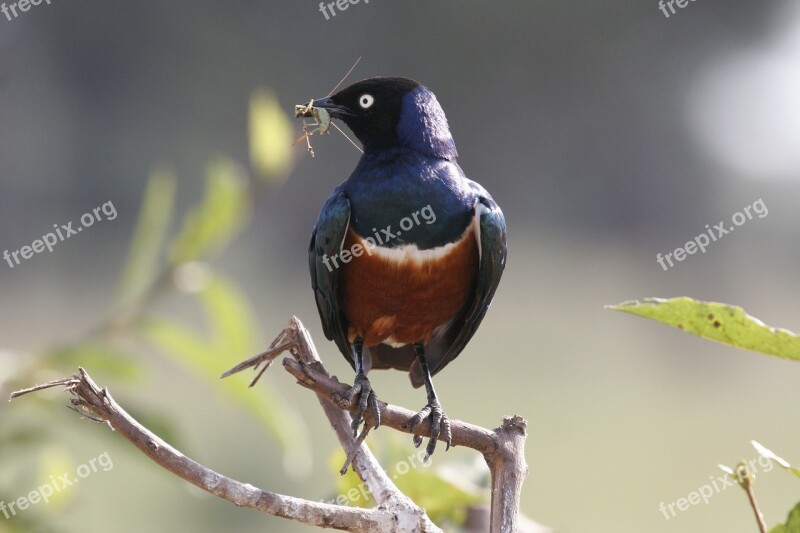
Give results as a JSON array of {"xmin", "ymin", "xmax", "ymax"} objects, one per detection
[{"xmin": 295, "ymin": 96, "xmax": 350, "ymax": 119}]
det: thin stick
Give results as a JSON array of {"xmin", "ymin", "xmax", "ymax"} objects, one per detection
[
  {"xmin": 744, "ymin": 484, "xmax": 768, "ymax": 533},
  {"xmin": 331, "ymin": 122, "xmax": 364, "ymax": 154},
  {"xmin": 9, "ymin": 377, "xmax": 80, "ymax": 399},
  {"xmin": 740, "ymin": 468, "xmax": 768, "ymax": 533},
  {"xmin": 327, "ymin": 57, "xmax": 362, "ymax": 97}
]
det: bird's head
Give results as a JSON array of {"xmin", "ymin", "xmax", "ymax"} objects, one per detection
[{"xmin": 299, "ymin": 77, "xmax": 458, "ymax": 160}]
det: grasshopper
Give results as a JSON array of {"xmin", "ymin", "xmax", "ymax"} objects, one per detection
[{"xmin": 293, "ymin": 99, "xmax": 331, "ymax": 157}]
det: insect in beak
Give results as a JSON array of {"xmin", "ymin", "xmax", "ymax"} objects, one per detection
[{"xmin": 293, "ymin": 100, "xmax": 331, "ymax": 157}]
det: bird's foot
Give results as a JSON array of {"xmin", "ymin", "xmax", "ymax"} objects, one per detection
[
  {"xmin": 333, "ymin": 372, "xmax": 380, "ymax": 437},
  {"xmin": 406, "ymin": 399, "xmax": 452, "ymax": 460}
]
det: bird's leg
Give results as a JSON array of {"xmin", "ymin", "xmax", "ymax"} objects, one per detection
[
  {"xmin": 407, "ymin": 343, "xmax": 452, "ymax": 460},
  {"xmin": 333, "ymin": 338, "xmax": 380, "ymax": 436}
]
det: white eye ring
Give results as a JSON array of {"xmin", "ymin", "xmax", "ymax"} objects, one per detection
[{"xmin": 358, "ymin": 94, "xmax": 375, "ymax": 109}]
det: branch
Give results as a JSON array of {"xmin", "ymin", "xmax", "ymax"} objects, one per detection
[
  {"xmin": 10, "ymin": 368, "xmax": 431, "ymax": 532},
  {"xmin": 223, "ymin": 317, "xmax": 442, "ymax": 525},
  {"xmin": 223, "ymin": 317, "xmax": 531, "ymax": 533},
  {"xmin": 223, "ymin": 318, "xmax": 501, "ymax": 454},
  {"xmin": 11, "ymin": 317, "xmax": 533, "ymax": 532}
]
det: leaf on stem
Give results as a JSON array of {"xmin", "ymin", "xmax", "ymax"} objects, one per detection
[
  {"xmin": 169, "ymin": 158, "xmax": 251, "ymax": 265},
  {"xmin": 250, "ymin": 89, "xmax": 294, "ymax": 185},
  {"xmin": 114, "ymin": 167, "xmax": 176, "ymax": 309}
]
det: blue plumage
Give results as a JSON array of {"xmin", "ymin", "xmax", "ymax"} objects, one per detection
[
  {"xmin": 396, "ymin": 86, "xmax": 458, "ymax": 159},
  {"xmin": 344, "ymin": 153, "xmax": 474, "ymax": 249}
]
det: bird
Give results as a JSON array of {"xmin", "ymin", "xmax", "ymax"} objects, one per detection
[{"xmin": 303, "ymin": 77, "xmax": 507, "ymax": 459}]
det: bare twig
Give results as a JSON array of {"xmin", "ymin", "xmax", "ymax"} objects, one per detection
[
  {"xmin": 9, "ymin": 376, "xmax": 80, "ymax": 398},
  {"xmin": 737, "ymin": 463, "xmax": 768, "ymax": 533}
]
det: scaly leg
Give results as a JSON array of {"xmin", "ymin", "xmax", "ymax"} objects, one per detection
[
  {"xmin": 333, "ymin": 338, "xmax": 380, "ymax": 436},
  {"xmin": 407, "ymin": 343, "xmax": 452, "ymax": 459}
]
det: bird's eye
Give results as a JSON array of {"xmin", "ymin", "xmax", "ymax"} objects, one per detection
[{"xmin": 358, "ymin": 94, "xmax": 375, "ymax": 109}]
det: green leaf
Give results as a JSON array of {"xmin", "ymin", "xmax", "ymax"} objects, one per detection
[
  {"xmin": 169, "ymin": 158, "xmax": 251, "ymax": 265},
  {"xmin": 609, "ymin": 297, "xmax": 800, "ymax": 362},
  {"xmin": 197, "ymin": 272, "xmax": 259, "ymax": 361},
  {"xmin": 395, "ymin": 462, "xmax": 483, "ymax": 525},
  {"xmin": 752, "ymin": 441, "xmax": 800, "ymax": 479},
  {"xmin": 0, "ymin": 427, "xmax": 46, "ymax": 447},
  {"xmin": 770, "ymin": 500, "xmax": 800, "ymax": 533},
  {"xmin": 114, "ymin": 167, "xmax": 176, "ymax": 309},
  {"xmin": 37, "ymin": 446, "xmax": 75, "ymax": 510},
  {"xmin": 249, "ymin": 88, "xmax": 294, "ymax": 185},
  {"xmin": 330, "ymin": 434, "xmax": 483, "ymax": 526},
  {"xmin": 327, "ymin": 449, "xmax": 376, "ymax": 507},
  {"xmin": 139, "ymin": 317, "xmax": 215, "ymax": 373},
  {"xmin": 139, "ymin": 317, "xmax": 311, "ymax": 474},
  {"xmin": 43, "ymin": 342, "xmax": 140, "ymax": 380},
  {"xmin": 123, "ymin": 407, "xmax": 183, "ymax": 449}
]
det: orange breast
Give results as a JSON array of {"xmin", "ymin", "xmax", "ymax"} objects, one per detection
[{"xmin": 339, "ymin": 223, "xmax": 479, "ymax": 347}]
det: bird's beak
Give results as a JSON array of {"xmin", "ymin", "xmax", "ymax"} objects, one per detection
[{"xmin": 296, "ymin": 96, "xmax": 350, "ymax": 119}]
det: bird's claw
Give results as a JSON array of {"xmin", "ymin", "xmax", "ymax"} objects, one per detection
[
  {"xmin": 407, "ymin": 399, "xmax": 452, "ymax": 460},
  {"xmin": 334, "ymin": 373, "xmax": 380, "ymax": 436}
]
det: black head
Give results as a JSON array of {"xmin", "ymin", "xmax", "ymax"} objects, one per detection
[{"xmin": 301, "ymin": 77, "xmax": 457, "ymax": 159}]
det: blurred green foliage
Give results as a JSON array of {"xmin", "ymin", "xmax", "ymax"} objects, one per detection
[
  {"xmin": 0, "ymin": 87, "xmax": 302, "ymax": 531},
  {"xmin": 111, "ymin": 152, "xmax": 310, "ymax": 466},
  {"xmin": 169, "ymin": 158, "xmax": 252, "ymax": 266},
  {"xmin": 329, "ymin": 433, "xmax": 484, "ymax": 528},
  {"xmin": 770, "ymin": 501, "xmax": 800, "ymax": 533},
  {"xmin": 249, "ymin": 89, "xmax": 294, "ymax": 185},
  {"xmin": 114, "ymin": 166, "xmax": 176, "ymax": 312}
]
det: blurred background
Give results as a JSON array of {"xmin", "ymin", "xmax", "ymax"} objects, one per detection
[{"xmin": 1, "ymin": 1, "xmax": 799, "ymax": 532}]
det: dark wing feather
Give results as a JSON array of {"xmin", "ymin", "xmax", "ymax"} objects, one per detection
[
  {"xmin": 409, "ymin": 194, "xmax": 507, "ymax": 387},
  {"xmin": 308, "ymin": 190, "xmax": 354, "ymax": 368}
]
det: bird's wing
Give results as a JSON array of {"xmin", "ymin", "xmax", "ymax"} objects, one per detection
[
  {"xmin": 409, "ymin": 192, "xmax": 507, "ymax": 387},
  {"xmin": 308, "ymin": 190, "xmax": 354, "ymax": 368}
]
